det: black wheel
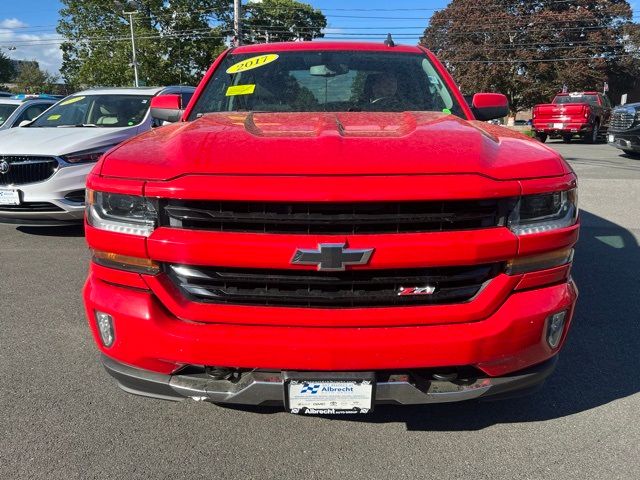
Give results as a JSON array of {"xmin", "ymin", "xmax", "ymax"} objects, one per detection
[
  {"xmin": 585, "ymin": 123, "xmax": 599, "ymax": 144},
  {"xmin": 562, "ymin": 134, "xmax": 572, "ymax": 143},
  {"xmin": 535, "ymin": 133, "xmax": 548, "ymax": 143}
]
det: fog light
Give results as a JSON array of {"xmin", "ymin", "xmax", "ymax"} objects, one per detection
[
  {"xmin": 95, "ymin": 311, "xmax": 115, "ymax": 347},
  {"xmin": 546, "ymin": 311, "xmax": 567, "ymax": 348}
]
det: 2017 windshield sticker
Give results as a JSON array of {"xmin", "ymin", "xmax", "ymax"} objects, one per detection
[
  {"xmin": 226, "ymin": 84, "xmax": 256, "ymax": 96},
  {"xmin": 442, "ymin": 108, "xmax": 452, "ymax": 114},
  {"xmin": 47, "ymin": 114, "xmax": 62, "ymax": 121},
  {"xmin": 226, "ymin": 54, "xmax": 279, "ymax": 74},
  {"xmin": 59, "ymin": 96, "xmax": 85, "ymax": 106}
]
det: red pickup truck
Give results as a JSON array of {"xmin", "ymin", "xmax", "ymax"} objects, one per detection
[
  {"xmin": 83, "ymin": 41, "xmax": 579, "ymax": 415},
  {"xmin": 532, "ymin": 91, "xmax": 611, "ymax": 143}
]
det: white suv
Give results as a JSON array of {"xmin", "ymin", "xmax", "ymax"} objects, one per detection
[{"xmin": 0, "ymin": 86, "xmax": 194, "ymax": 225}]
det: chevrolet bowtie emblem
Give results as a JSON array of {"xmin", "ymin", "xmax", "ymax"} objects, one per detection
[{"xmin": 291, "ymin": 243, "xmax": 374, "ymax": 271}]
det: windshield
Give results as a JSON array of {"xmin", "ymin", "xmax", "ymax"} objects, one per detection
[
  {"xmin": 30, "ymin": 94, "xmax": 152, "ymax": 128},
  {"xmin": 554, "ymin": 95, "xmax": 599, "ymax": 106},
  {"xmin": 188, "ymin": 50, "xmax": 464, "ymax": 119},
  {"xmin": 0, "ymin": 104, "xmax": 19, "ymax": 126}
]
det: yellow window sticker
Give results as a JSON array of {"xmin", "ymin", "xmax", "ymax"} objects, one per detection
[
  {"xmin": 60, "ymin": 96, "xmax": 85, "ymax": 106},
  {"xmin": 226, "ymin": 54, "xmax": 279, "ymax": 74},
  {"xmin": 226, "ymin": 84, "xmax": 256, "ymax": 96},
  {"xmin": 47, "ymin": 114, "xmax": 62, "ymax": 121}
]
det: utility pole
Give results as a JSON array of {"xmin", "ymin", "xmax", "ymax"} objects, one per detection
[
  {"xmin": 234, "ymin": 0, "xmax": 242, "ymax": 47},
  {"xmin": 125, "ymin": 9, "xmax": 139, "ymax": 87}
]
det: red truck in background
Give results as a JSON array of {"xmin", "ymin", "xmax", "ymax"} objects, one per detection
[
  {"xmin": 532, "ymin": 91, "xmax": 611, "ymax": 144},
  {"xmin": 83, "ymin": 41, "xmax": 579, "ymax": 415}
]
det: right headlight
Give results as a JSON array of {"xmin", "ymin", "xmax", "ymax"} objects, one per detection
[
  {"xmin": 508, "ymin": 189, "xmax": 578, "ymax": 236},
  {"xmin": 86, "ymin": 190, "xmax": 157, "ymax": 236}
]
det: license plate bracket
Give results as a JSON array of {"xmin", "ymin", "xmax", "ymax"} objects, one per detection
[
  {"xmin": 0, "ymin": 188, "xmax": 20, "ymax": 206},
  {"xmin": 284, "ymin": 371, "xmax": 375, "ymax": 415}
]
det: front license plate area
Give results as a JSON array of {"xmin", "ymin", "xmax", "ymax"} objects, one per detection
[
  {"xmin": 0, "ymin": 188, "xmax": 20, "ymax": 206},
  {"xmin": 285, "ymin": 372, "xmax": 375, "ymax": 415}
]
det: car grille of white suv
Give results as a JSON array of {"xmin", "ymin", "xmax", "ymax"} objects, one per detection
[{"xmin": 0, "ymin": 156, "xmax": 59, "ymax": 186}]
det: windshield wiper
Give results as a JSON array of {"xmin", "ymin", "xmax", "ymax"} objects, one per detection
[{"xmin": 56, "ymin": 123, "xmax": 98, "ymax": 128}]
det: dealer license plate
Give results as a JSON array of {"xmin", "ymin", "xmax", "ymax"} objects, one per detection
[
  {"xmin": 553, "ymin": 123, "xmax": 564, "ymax": 129},
  {"xmin": 287, "ymin": 379, "xmax": 374, "ymax": 415},
  {"xmin": 608, "ymin": 134, "xmax": 615, "ymax": 143},
  {"xmin": 0, "ymin": 189, "xmax": 20, "ymax": 206}
]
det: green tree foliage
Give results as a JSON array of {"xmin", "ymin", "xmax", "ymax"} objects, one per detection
[
  {"xmin": 0, "ymin": 51, "xmax": 16, "ymax": 83},
  {"xmin": 420, "ymin": 0, "xmax": 640, "ymax": 113},
  {"xmin": 57, "ymin": 0, "xmax": 229, "ymax": 88},
  {"xmin": 15, "ymin": 62, "xmax": 59, "ymax": 93},
  {"xmin": 242, "ymin": 0, "xmax": 326, "ymax": 43}
]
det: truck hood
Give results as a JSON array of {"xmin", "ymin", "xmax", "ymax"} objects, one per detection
[
  {"xmin": 100, "ymin": 112, "xmax": 568, "ymax": 180},
  {"xmin": 0, "ymin": 125, "xmax": 139, "ymax": 157}
]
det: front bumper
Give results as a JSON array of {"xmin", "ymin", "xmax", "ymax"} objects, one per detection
[
  {"xmin": 102, "ymin": 353, "xmax": 559, "ymax": 406},
  {"xmin": 85, "ymin": 269, "xmax": 577, "ymax": 383},
  {"xmin": 0, "ymin": 163, "xmax": 93, "ymax": 224},
  {"xmin": 607, "ymin": 132, "xmax": 640, "ymax": 152}
]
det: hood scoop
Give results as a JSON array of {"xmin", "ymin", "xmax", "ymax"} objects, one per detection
[{"xmin": 234, "ymin": 111, "xmax": 446, "ymax": 138}]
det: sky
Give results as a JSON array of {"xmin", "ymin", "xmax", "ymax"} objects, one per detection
[{"xmin": 0, "ymin": 0, "xmax": 449, "ymax": 77}]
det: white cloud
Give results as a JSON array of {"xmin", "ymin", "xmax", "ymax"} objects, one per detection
[
  {"xmin": 0, "ymin": 18, "xmax": 28, "ymax": 29},
  {"xmin": 0, "ymin": 18, "xmax": 63, "ymax": 76}
]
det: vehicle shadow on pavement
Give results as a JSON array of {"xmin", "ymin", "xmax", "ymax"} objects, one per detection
[
  {"xmin": 331, "ymin": 210, "xmax": 640, "ymax": 430},
  {"xmin": 16, "ymin": 224, "xmax": 85, "ymax": 237}
]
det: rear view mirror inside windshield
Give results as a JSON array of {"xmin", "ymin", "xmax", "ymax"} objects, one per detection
[{"xmin": 309, "ymin": 64, "xmax": 349, "ymax": 77}]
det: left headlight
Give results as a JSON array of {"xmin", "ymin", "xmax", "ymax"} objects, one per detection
[
  {"xmin": 86, "ymin": 190, "xmax": 157, "ymax": 236},
  {"xmin": 508, "ymin": 189, "xmax": 578, "ymax": 235},
  {"xmin": 62, "ymin": 146, "xmax": 115, "ymax": 164}
]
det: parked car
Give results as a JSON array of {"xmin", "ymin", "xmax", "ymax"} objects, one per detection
[
  {"xmin": 0, "ymin": 96, "xmax": 57, "ymax": 131},
  {"xmin": 607, "ymin": 103, "xmax": 640, "ymax": 156},
  {"xmin": 0, "ymin": 91, "xmax": 13, "ymax": 97},
  {"xmin": 532, "ymin": 91, "xmax": 611, "ymax": 143},
  {"xmin": 84, "ymin": 41, "xmax": 578, "ymax": 414},
  {"xmin": 0, "ymin": 86, "xmax": 195, "ymax": 224}
]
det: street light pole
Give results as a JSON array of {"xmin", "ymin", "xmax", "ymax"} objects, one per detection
[
  {"xmin": 124, "ymin": 10, "xmax": 139, "ymax": 87},
  {"xmin": 233, "ymin": 0, "xmax": 242, "ymax": 47}
]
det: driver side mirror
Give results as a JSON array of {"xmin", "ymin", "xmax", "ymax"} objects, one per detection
[
  {"xmin": 150, "ymin": 94, "xmax": 183, "ymax": 123},
  {"xmin": 471, "ymin": 93, "xmax": 509, "ymax": 121}
]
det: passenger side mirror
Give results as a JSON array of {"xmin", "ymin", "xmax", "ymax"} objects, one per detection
[
  {"xmin": 150, "ymin": 94, "xmax": 183, "ymax": 123},
  {"xmin": 471, "ymin": 93, "xmax": 509, "ymax": 121}
]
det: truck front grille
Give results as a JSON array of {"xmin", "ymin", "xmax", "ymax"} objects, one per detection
[
  {"xmin": 0, "ymin": 156, "xmax": 58, "ymax": 186},
  {"xmin": 165, "ymin": 263, "xmax": 501, "ymax": 308},
  {"xmin": 161, "ymin": 200, "xmax": 511, "ymax": 234},
  {"xmin": 610, "ymin": 110, "xmax": 634, "ymax": 131}
]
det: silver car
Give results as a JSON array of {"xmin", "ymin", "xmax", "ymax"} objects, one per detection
[
  {"xmin": 0, "ymin": 86, "xmax": 194, "ymax": 225},
  {"xmin": 0, "ymin": 97, "xmax": 57, "ymax": 131}
]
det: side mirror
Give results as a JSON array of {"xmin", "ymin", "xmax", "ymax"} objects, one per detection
[
  {"xmin": 150, "ymin": 94, "xmax": 183, "ymax": 123},
  {"xmin": 471, "ymin": 93, "xmax": 509, "ymax": 121}
]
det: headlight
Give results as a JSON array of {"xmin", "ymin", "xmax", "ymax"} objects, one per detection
[
  {"xmin": 508, "ymin": 189, "xmax": 578, "ymax": 235},
  {"xmin": 86, "ymin": 190, "xmax": 157, "ymax": 236},
  {"xmin": 62, "ymin": 146, "xmax": 115, "ymax": 164}
]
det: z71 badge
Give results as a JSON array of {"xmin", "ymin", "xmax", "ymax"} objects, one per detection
[{"xmin": 397, "ymin": 286, "xmax": 436, "ymax": 296}]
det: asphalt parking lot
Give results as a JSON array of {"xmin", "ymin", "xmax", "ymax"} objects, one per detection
[{"xmin": 1, "ymin": 140, "xmax": 638, "ymax": 480}]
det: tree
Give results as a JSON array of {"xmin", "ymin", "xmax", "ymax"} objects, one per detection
[
  {"xmin": 57, "ymin": 0, "xmax": 229, "ymax": 88},
  {"xmin": 14, "ymin": 62, "xmax": 59, "ymax": 93},
  {"xmin": 0, "ymin": 51, "xmax": 15, "ymax": 83},
  {"xmin": 420, "ymin": 0, "xmax": 639, "ymax": 115},
  {"xmin": 242, "ymin": 0, "xmax": 326, "ymax": 43}
]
